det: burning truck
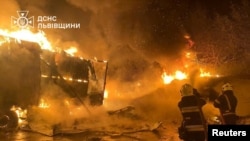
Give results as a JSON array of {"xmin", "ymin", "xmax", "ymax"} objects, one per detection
[{"xmin": 0, "ymin": 34, "xmax": 108, "ymax": 129}]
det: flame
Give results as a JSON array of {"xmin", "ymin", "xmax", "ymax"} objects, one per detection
[
  {"xmin": 0, "ymin": 29, "xmax": 109, "ymax": 114},
  {"xmin": 10, "ymin": 105, "xmax": 28, "ymax": 127},
  {"xmin": 161, "ymin": 49, "xmax": 222, "ymax": 84},
  {"xmin": 0, "ymin": 29, "xmax": 53, "ymax": 51},
  {"xmin": 200, "ymin": 68, "xmax": 211, "ymax": 77},
  {"xmin": 161, "ymin": 68, "xmax": 221, "ymax": 85},
  {"xmin": 64, "ymin": 46, "xmax": 78, "ymax": 56},
  {"xmin": 185, "ymin": 52, "xmax": 191, "ymax": 58},
  {"xmin": 175, "ymin": 70, "xmax": 187, "ymax": 80},
  {"xmin": 104, "ymin": 90, "xmax": 109, "ymax": 99},
  {"xmin": 41, "ymin": 74, "xmax": 88, "ymax": 83},
  {"xmin": 161, "ymin": 72, "xmax": 174, "ymax": 84},
  {"xmin": 199, "ymin": 68, "xmax": 220, "ymax": 78},
  {"xmin": 161, "ymin": 70, "xmax": 187, "ymax": 84},
  {"xmin": 38, "ymin": 98, "xmax": 50, "ymax": 109}
]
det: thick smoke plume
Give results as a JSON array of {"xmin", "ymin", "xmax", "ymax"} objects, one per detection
[
  {"xmin": 0, "ymin": 0, "xmax": 190, "ymax": 130},
  {"xmin": 0, "ymin": 0, "xmax": 20, "ymax": 29},
  {"xmin": 5, "ymin": 0, "xmax": 186, "ymax": 99}
]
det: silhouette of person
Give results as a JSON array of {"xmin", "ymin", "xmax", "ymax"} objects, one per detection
[
  {"xmin": 214, "ymin": 83, "xmax": 238, "ymax": 124},
  {"xmin": 178, "ymin": 83, "xmax": 207, "ymax": 141}
]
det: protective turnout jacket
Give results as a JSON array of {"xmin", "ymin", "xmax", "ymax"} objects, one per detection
[
  {"xmin": 178, "ymin": 95, "xmax": 206, "ymax": 127},
  {"xmin": 214, "ymin": 90, "xmax": 238, "ymax": 124},
  {"xmin": 178, "ymin": 94, "xmax": 207, "ymax": 141}
]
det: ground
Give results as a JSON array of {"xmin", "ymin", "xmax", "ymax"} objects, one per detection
[{"xmin": 0, "ymin": 76, "xmax": 250, "ymax": 141}]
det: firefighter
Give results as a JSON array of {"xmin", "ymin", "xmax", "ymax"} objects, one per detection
[
  {"xmin": 213, "ymin": 83, "xmax": 238, "ymax": 124},
  {"xmin": 178, "ymin": 83, "xmax": 207, "ymax": 141}
]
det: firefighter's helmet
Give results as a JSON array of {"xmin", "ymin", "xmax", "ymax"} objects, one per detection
[
  {"xmin": 180, "ymin": 83, "xmax": 193, "ymax": 96},
  {"xmin": 222, "ymin": 83, "xmax": 233, "ymax": 92}
]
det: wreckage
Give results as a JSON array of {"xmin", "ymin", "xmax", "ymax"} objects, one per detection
[
  {"xmin": 0, "ymin": 31, "xmax": 165, "ymax": 140},
  {"xmin": 0, "ymin": 35, "xmax": 165, "ymax": 140},
  {"xmin": 0, "ymin": 36, "xmax": 108, "ymax": 129}
]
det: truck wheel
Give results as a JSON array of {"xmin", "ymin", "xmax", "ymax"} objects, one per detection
[{"xmin": 0, "ymin": 115, "xmax": 9, "ymax": 128}]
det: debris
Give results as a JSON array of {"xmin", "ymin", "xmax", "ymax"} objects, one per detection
[{"xmin": 107, "ymin": 106, "xmax": 140, "ymax": 119}]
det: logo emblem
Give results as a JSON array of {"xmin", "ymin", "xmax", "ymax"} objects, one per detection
[{"xmin": 11, "ymin": 11, "xmax": 34, "ymax": 29}]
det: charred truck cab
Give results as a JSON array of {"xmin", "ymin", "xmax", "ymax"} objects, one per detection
[{"xmin": 0, "ymin": 36, "xmax": 108, "ymax": 129}]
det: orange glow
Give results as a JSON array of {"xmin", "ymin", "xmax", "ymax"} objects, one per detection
[
  {"xmin": 0, "ymin": 29, "xmax": 53, "ymax": 51},
  {"xmin": 104, "ymin": 90, "xmax": 108, "ymax": 99},
  {"xmin": 161, "ymin": 72, "xmax": 174, "ymax": 84},
  {"xmin": 161, "ymin": 68, "xmax": 222, "ymax": 84},
  {"xmin": 185, "ymin": 52, "xmax": 191, "ymax": 58},
  {"xmin": 175, "ymin": 70, "xmax": 187, "ymax": 80},
  {"xmin": 41, "ymin": 75, "xmax": 88, "ymax": 83},
  {"xmin": 38, "ymin": 98, "xmax": 50, "ymax": 109},
  {"xmin": 199, "ymin": 68, "xmax": 220, "ymax": 78},
  {"xmin": 161, "ymin": 49, "xmax": 221, "ymax": 85},
  {"xmin": 161, "ymin": 70, "xmax": 187, "ymax": 84},
  {"xmin": 64, "ymin": 46, "xmax": 78, "ymax": 56},
  {"xmin": 10, "ymin": 106, "xmax": 28, "ymax": 127},
  {"xmin": 199, "ymin": 68, "xmax": 211, "ymax": 77},
  {"xmin": 161, "ymin": 68, "xmax": 221, "ymax": 84}
]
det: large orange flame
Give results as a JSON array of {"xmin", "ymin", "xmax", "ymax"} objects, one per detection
[
  {"xmin": 64, "ymin": 46, "xmax": 78, "ymax": 56},
  {"xmin": 161, "ymin": 68, "xmax": 220, "ymax": 85},
  {"xmin": 161, "ymin": 51, "xmax": 220, "ymax": 85},
  {"xmin": 0, "ymin": 29, "xmax": 53, "ymax": 51},
  {"xmin": 162, "ymin": 70, "xmax": 187, "ymax": 84}
]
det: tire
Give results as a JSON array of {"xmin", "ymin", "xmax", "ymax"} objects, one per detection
[{"xmin": 0, "ymin": 115, "xmax": 9, "ymax": 128}]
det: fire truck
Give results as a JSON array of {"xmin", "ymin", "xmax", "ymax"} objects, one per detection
[{"xmin": 0, "ymin": 36, "xmax": 108, "ymax": 129}]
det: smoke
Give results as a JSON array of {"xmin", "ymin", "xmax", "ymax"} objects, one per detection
[
  {"xmin": 130, "ymin": 83, "xmax": 183, "ymax": 122},
  {"xmin": 2, "ymin": 2, "xmax": 250, "ymax": 138},
  {"xmin": 2, "ymin": 0, "xmax": 185, "ymax": 103},
  {"xmin": 10, "ymin": 0, "xmax": 186, "ymax": 77},
  {"xmin": 0, "ymin": 0, "xmax": 20, "ymax": 29},
  {"xmin": 0, "ymin": 0, "xmax": 191, "ymax": 131},
  {"xmin": 62, "ymin": 0, "xmax": 187, "ymax": 99}
]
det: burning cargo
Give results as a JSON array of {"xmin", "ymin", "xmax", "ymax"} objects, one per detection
[{"xmin": 0, "ymin": 35, "xmax": 108, "ymax": 129}]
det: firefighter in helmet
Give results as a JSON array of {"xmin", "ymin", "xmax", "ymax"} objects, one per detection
[
  {"xmin": 213, "ymin": 83, "xmax": 238, "ymax": 124},
  {"xmin": 178, "ymin": 83, "xmax": 207, "ymax": 141}
]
